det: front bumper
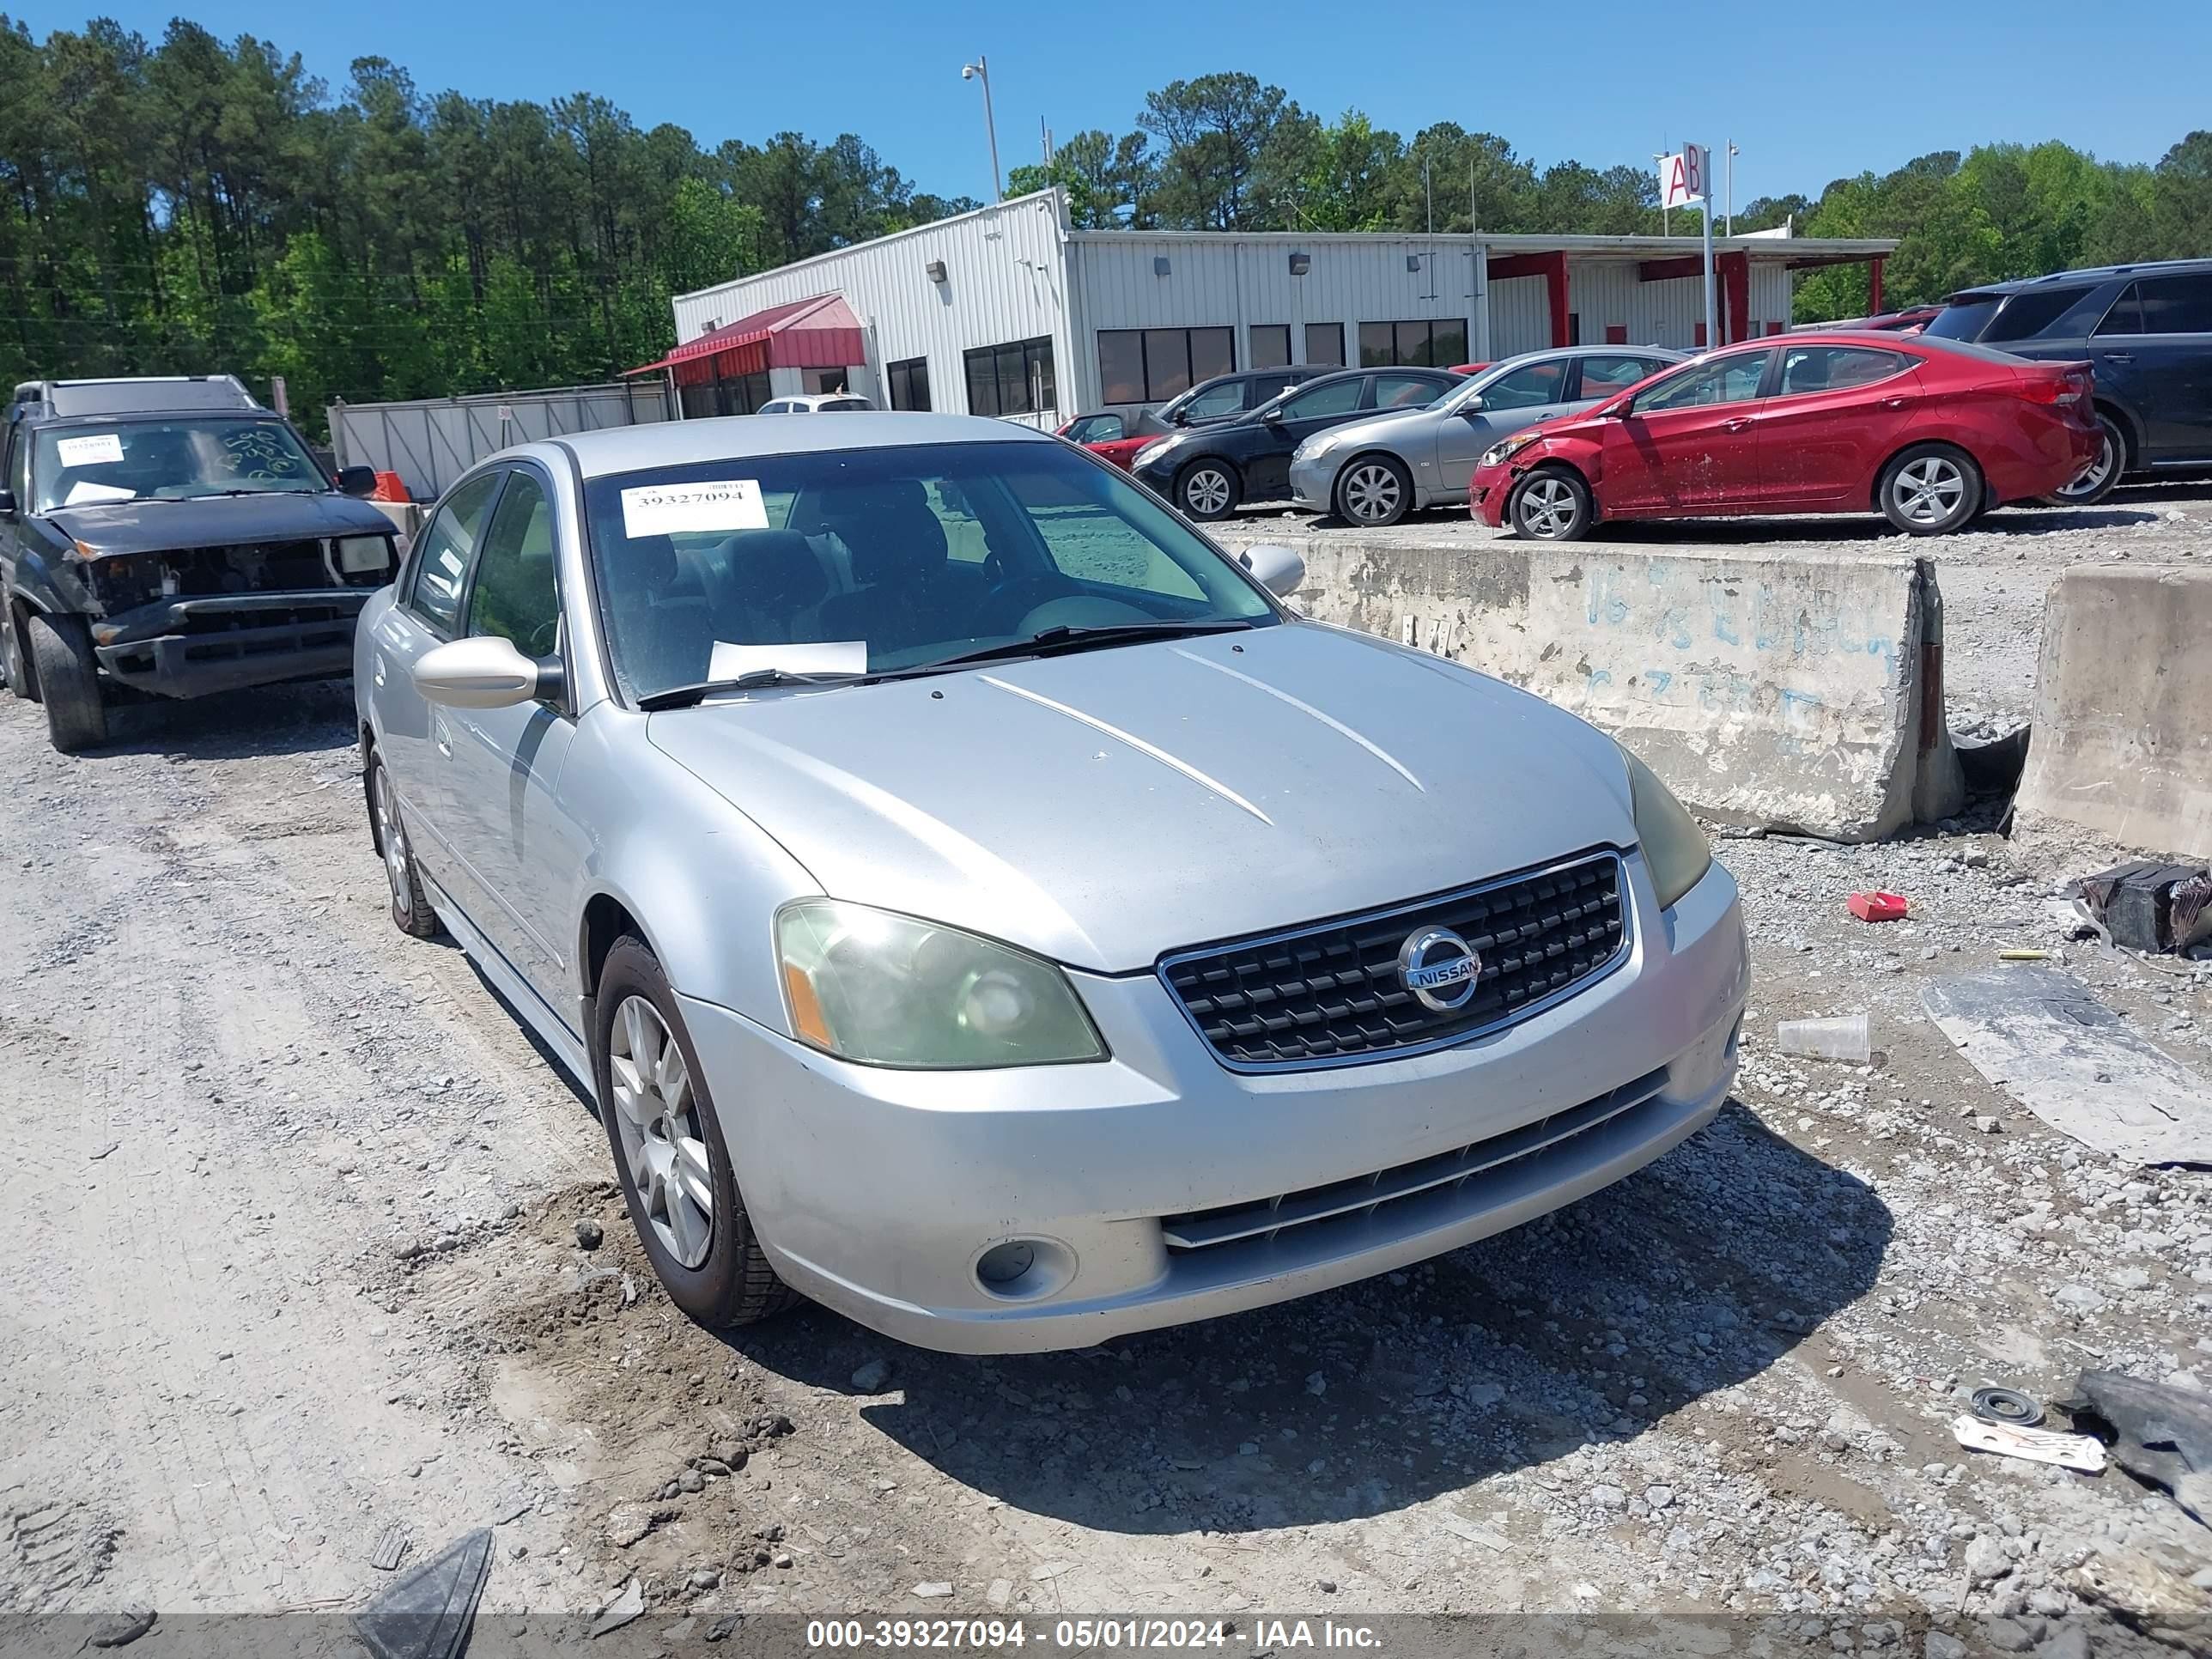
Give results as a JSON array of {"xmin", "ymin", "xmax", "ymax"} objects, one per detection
[
  {"xmin": 1288, "ymin": 452, "xmax": 1335, "ymax": 512},
  {"xmin": 1469, "ymin": 463, "xmax": 1514, "ymax": 527},
  {"xmin": 91, "ymin": 591, "xmax": 370, "ymax": 698},
  {"xmin": 679, "ymin": 853, "xmax": 1750, "ymax": 1354}
]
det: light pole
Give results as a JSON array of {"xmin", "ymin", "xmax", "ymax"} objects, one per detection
[
  {"xmin": 1652, "ymin": 152, "xmax": 1669, "ymax": 236},
  {"xmin": 961, "ymin": 56, "xmax": 1002, "ymax": 203}
]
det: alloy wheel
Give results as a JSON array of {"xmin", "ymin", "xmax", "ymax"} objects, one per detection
[
  {"xmin": 373, "ymin": 766, "xmax": 410, "ymax": 914},
  {"xmin": 1516, "ymin": 475, "xmax": 1578, "ymax": 538},
  {"xmin": 608, "ymin": 994, "xmax": 714, "ymax": 1269},
  {"xmin": 2054, "ymin": 430, "xmax": 2117, "ymax": 502},
  {"xmin": 1342, "ymin": 462, "xmax": 1403, "ymax": 524},
  {"xmin": 1183, "ymin": 467, "xmax": 1232, "ymax": 516},
  {"xmin": 1891, "ymin": 456, "xmax": 1966, "ymax": 526}
]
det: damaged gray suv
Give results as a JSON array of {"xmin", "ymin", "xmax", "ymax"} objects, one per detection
[
  {"xmin": 0, "ymin": 375, "xmax": 398, "ymax": 751},
  {"xmin": 356, "ymin": 412, "xmax": 1748, "ymax": 1353}
]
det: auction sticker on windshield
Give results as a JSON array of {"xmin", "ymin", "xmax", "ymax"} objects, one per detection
[
  {"xmin": 621, "ymin": 478, "xmax": 769, "ymax": 538},
  {"xmin": 56, "ymin": 434, "xmax": 125, "ymax": 467}
]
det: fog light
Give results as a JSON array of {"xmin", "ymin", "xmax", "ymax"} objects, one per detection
[
  {"xmin": 971, "ymin": 1236, "xmax": 1075, "ymax": 1302},
  {"xmin": 976, "ymin": 1240, "xmax": 1035, "ymax": 1285}
]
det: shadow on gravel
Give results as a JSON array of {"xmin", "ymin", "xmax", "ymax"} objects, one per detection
[
  {"xmin": 724, "ymin": 1100, "xmax": 1891, "ymax": 1534},
  {"xmin": 1595, "ymin": 507, "xmax": 2162, "ymax": 544},
  {"xmin": 88, "ymin": 678, "xmax": 356, "ymax": 760}
]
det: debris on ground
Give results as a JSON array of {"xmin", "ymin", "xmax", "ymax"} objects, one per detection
[
  {"xmin": 85, "ymin": 1607, "xmax": 155, "ymax": 1650},
  {"xmin": 588, "ymin": 1577, "xmax": 644, "ymax": 1638},
  {"xmin": 355, "ymin": 1527, "xmax": 491, "ymax": 1659},
  {"xmin": 2078, "ymin": 861, "xmax": 2212, "ymax": 955},
  {"xmin": 1775, "ymin": 1012, "xmax": 1870, "ymax": 1062},
  {"xmin": 1848, "ymin": 890, "xmax": 1911, "ymax": 922},
  {"xmin": 2059, "ymin": 1370, "xmax": 2212, "ymax": 1525},
  {"xmin": 370, "ymin": 1522, "xmax": 410, "ymax": 1571},
  {"xmin": 1922, "ymin": 967, "xmax": 2212, "ymax": 1164},
  {"xmin": 1971, "ymin": 1385, "xmax": 2045, "ymax": 1426},
  {"xmin": 574, "ymin": 1218, "xmax": 605, "ymax": 1250},
  {"xmin": 1952, "ymin": 1414, "xmax": 2108, "ymax": 1473}
]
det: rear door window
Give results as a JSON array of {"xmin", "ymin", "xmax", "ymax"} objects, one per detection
[
  {"xmin": 1775, "ymin": 346, "xmax": 1912, "ymax": 396},
  {"xmin": 2136, "ymin": 274, "xmax": 2212, "ymax": 335},
  {"xmin": 2094, "ymin": 286, "xmax": 2144, "ymax": 337},
  {"xmin": 1481, "ymin": 360, "xmax": 1572, "ymax": 410},
  {"xmin": 405, "ymin": 471, "xmax": 503, "ymax": 635},
  {"xmin": 1982, "ymin": 286, "xmax": 2095, "ymax": 343}
]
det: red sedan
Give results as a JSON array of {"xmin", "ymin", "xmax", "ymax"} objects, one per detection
[
  {"xmin": 1057, "ymin": 412, "xmax": 1151, "ymax": 471},
  {"xmin": 1469, "ymin": 331, "xmax": 2101, "ymax": 540}
]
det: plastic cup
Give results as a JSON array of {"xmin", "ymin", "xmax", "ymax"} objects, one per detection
[{"xmin": 1775, "ymin": 1012, "xmax": 1870, "ymax": 1064}]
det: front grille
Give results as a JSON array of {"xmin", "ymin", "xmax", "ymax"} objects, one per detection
[
  {"xmin": 1160, "ymin": 852, "xmax": 1628, "ymax": 1069},
  {"xmin": 1160, "ymin": 1066, "xmax": 1669, "ymax": 1253}
]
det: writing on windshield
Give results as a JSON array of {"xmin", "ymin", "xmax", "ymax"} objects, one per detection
[{"xmin": 34, "ymin": 417, "xmax": 323, "ymax": 512}]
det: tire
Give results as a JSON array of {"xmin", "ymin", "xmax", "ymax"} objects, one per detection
[
  {"xmin": 1176, "ymin": 459, "xmax": 1239, "ymax": 521},
  {"xmin": 0, "ymin": 602, "xmax": 26, "ymax": 701},
  {"xmin": 2044, "ymin": 410, "xmax": 2124, "ymax": 507},
  {"xmin": 26, "ymin": 611, "xmax": 106, "ymax": 752},
  {"xmin": 368, "ymin": 753, "xmax": 441, "ymax": 939},
  {"xmin": 1334, "ymin": 454, "xmax": 1413, "ymax": 527},
  {"xmin": 1507, "ymin": 466, "xmax": 1594, "ymax": 542},
  {"xmin": 1877, "ymin": 443, "xmax": 1981, "ymax": 536},
  {"xmin": 592, "ymin": 936, "xmax": 797, "ymax": 1329}
]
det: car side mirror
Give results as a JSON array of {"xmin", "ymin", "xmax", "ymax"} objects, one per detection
[
  {"xmin": 412, "ymin": 635, "xmax": 556, "ymax": 709},
  {"xmin": 1261, "ymin": 406, "xmax": 1285, "ymax": 423},
  {"xmin": 1237, "ymin": 542, "xmax": 1305, "ymax": 599},
  {"xmin": 336, "ymin": 465, "xmax": 377, "ymax": 497},
  {"xmin": 1457, "ymin": 398, "xmax": 1486, "ymax": 418},
  {"xmin": 0, "ymin": 488, "xmax": 15, "ymax": 517}
]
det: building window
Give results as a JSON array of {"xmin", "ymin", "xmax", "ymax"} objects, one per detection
[
  {"xmin": 1357, "ymin": 319, "xmax": 1470, "ymax": 368},
  {"xmin": 1305, "ymin": 322, "xmax": 1344, "ymax": 367},
  {"xmin": 1249, "ymin": 325, "xmax": 1291, "ymax": 369},
  {"xmin": 1096, "ymin": 326, "xmax": 1233, "ymax": 404},
  {"xmin": 964, "ymin": 337, "xmax": 1056, "ymax": 417},
  {"xmin": 887, "ymin": 357, "xmax": 931, "ymax": 411}
]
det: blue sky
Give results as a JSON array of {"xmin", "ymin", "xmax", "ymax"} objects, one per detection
[{"xmin": 27, "ymin": 0, "xmax": 2212, "ymax": 210}]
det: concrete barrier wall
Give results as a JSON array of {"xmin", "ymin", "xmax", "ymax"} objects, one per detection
[
  {"xmin": 2018, "ymin": 566, "xmax": 2212, "ymax": 860},
  {"xmin": 1218, "ymin": 529, "xmax": 1962, "ymax": 842}
]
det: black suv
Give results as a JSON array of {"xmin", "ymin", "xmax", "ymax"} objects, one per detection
[
  {"xmin": 1131, "ymin": 365, "xmax": 1464, "ymax": 520},
  {"xmin": 0, "ymin": 376, "xmax": 398, "ymax": 751},
  {"xmin": 1924, "ymin": 259, "xmax": 2212, "ymax": 501}
]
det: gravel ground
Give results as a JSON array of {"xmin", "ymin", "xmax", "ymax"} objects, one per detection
[{"xmin": 2, "ymin": 495, "xmax": 2210, "ymax": 1654}]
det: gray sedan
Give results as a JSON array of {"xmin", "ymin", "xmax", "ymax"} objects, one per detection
[
  {"xmin": 1290, "ymin": 346, "xmax": 1684, "ymax": 526},
  {"xmin": 356, "ymin": 412, "xmax": 1747, "ymax": 1352}
]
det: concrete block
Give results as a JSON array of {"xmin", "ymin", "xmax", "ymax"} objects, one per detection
[
  {"xmin": 1219, "ymin": 529, "xmax": 1960, "ymax": 841},
  {"xmin": 2018, "ymin": 565, "xmax": 2212, "ymax": 860}
]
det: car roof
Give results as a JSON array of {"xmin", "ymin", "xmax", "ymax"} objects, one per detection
[
  {"xmin": 524, "ymin": 412, "xmax": 1054, "ymax": 480},
  {"xmin": 1948, "ymin": 257, "xmax": 2212, "ymax": 301}
]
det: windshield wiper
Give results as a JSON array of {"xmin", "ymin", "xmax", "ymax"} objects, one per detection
[
  {"xmin": 637, "ymin": 668, "xmax": 857, "ymax": 710},
  {"xmin": 904, "ymin": 619, "xmax": 1255, "ymax": 674}
]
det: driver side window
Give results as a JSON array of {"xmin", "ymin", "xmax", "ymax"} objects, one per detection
[
  {"xmin": 466, "ymin": 471, "xmax": 562, "ymax": 659},
  {"xmin": 1629, "ymin": 352, "xmax": 1770, "ymax": 416}
]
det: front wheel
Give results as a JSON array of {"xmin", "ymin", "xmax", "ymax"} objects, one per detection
[
  {"xmin": 2044, "ymin": 411, "xmax": 2124, "ymax": 506},
  {"xmin": 27, "ymin": 612, "xmax": 106, "ymax": 752},
  {"xmin": 1176, "ymin": 459, "xmax": 1239, "ymax": 521},
  {"xmin": 1878, "ymin": 444, "xmax": 1981, "ymax": 536},
  {"xmin": 1334, "ymin": 455, "xmax": 1413, "ymax": 526},
  {"xmin": 0, "ymin": 602, "xmax": 27, "ymax": 701},
  {"xmin": 369, "ymin": 754, "xmax": 441, "ymax": 939},
  {"xmin": 1508, "ymin": 467, "xmax": 1593, "ymax": 542},
  {"xmin": 593, "ymin": 937, "xmax": 797, "ymax": 1329}
]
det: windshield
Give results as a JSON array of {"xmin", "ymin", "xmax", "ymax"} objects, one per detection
[
  {"xmin": 33, "ymin": 416, "xmax": 324, "ymax": 511},
  {"xmin": 1923, "ymin": 298, "xmax": 2002, "ymax": 343},
  {"xmin": 582, "ymin": 439, "xmax": 1279, "ymax": 701}
]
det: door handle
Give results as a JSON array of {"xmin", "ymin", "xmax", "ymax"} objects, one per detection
[
  {"xmin": 1720, "ymin": 418, "xmax": 1752, "ymax": 433},
  {"xmin": 1881, "ymin": 396, "xmax": 1911, "ymax": 410},
  {"xmin": 433, "ymin": 714, "xmax": 452, "ymax": 759},
  {"xmin": 2100, "ymin": 352, "xmax": 2134, "ymax": 364}
]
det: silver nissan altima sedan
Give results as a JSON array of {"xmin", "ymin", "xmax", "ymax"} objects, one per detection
[{"xmin": 355, "ymin": 412, "xmax": 1748, "ymax": 1353}]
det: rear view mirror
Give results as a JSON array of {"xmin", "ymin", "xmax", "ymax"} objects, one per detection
[
  {"xmin": 1237, "ymin": 542, "xmax": 1305, "ymax": 599},
  {"xmin": 412, "ymin": 635, "xmax": 552, "ymax": 709}
]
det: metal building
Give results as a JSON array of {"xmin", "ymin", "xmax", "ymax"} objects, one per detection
[{"xmin": 650, "ymin": 189, "xmax": 1896, "ymax": 428}]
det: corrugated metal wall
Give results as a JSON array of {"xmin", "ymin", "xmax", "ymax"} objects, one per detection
[
  {"xmin": 670, "ymin": 193, "xmax": 1073, "ymax": 426},
  {"xmin": 326, "ymin": 381, "xmax": 672, "ymax": 502}
]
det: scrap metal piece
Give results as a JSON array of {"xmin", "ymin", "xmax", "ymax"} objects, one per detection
[
  {"xmin": 1972, "ymin": 1386, "xmax": 2045, "ymax": 1427},
  {"xmin": 370, "ymin": 1522, "xmax": 410, "ymax": 1571},
  {"xmin": 355, "ymin": 1526, "xmax": 491, "ymax": 1659},
  {"xmin": 1921, "ymin": 968, "xmax": 2212, "ymax": 1166},
  {"xmin": 1951, "ymin": 1414, "xmax": 2106, "ymax": 1473},
  {"xmin": 2057, "ymin": 1370, "xmax": 2212, "ymax": 1524}
]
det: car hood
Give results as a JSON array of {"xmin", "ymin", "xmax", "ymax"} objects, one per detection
[
  {"xmin": 46, "ymin": 491, "xmax": 395, "ymax": 557},
  {"xmin": 647, "ymin": 623, "xmax": 1638, "ymax": 972}
]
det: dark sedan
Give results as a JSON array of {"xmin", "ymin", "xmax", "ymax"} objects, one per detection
[{"xmin": 1131, "ymin": 366, "xmax": 1464, "ymax": 520}]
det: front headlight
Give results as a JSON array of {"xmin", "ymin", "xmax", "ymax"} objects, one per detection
[
  {"xmin": 775, "ymin": 899, "xmax": 1106, "ymax": 1069},
  {"xmin": 1620, "ymin": 745, "xmax": 1711, "ymax": 910},
  {"xmin": 334, "ymin": 534, "xmax": 392, "ymax": 576},
  {"xmin": 1480, "ymin": 432, "xmax": 1542, "ymax": 470},
  {"xmin": 1132, "ymin": 439, "xmax": 1175, "ymax": 470}
]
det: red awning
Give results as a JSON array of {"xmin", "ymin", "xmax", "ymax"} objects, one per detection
[{"xmin": 626, "ymin": 293, "xmax": 866, "ymax": 381}]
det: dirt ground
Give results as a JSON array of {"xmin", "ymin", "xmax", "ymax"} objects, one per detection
[{"xmin": 3, "ymin": 485, "xmax": 2210, "ymax": 1656}]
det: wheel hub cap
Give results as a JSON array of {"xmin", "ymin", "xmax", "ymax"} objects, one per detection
[
  {"xmin": 609, "ymin": 995, "xmax": 714, "ymax": 1269},
  {"xmin": 1345, "ymin": 465, "xmax": 1401, "ymax": 521},
  {"xmin": 374, "ymin": 771, "xmax": 410, "ymax": 910},
  {"xmin": 1520, "ymin": 478, "xmax": 1574, "ymax": 536},
  {"xmin": 1895, "ymin": 458, "xmax": 1964, "ymax": 525},
  {"xmin": 2061, "ymin": 434, "xmax": 2115, "ymax": 498},
  {"xmin": 1187, "ymin": 471, "xmax": 1230, "ymax": 514}
]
